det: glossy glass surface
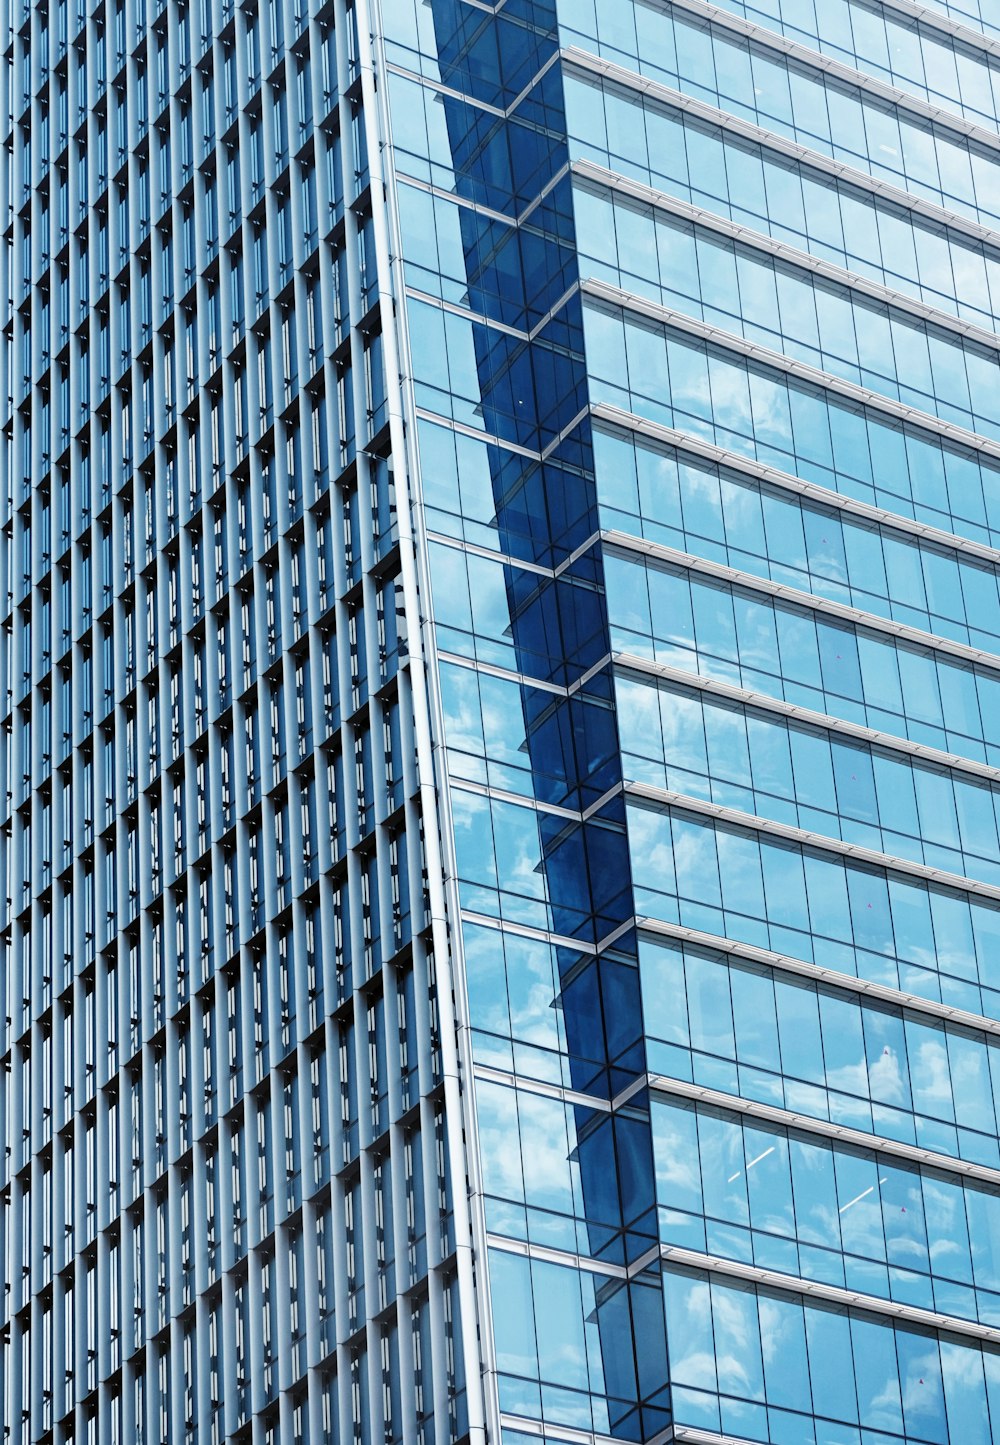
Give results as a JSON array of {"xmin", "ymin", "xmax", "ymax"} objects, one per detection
[
  {"xmin": 451, "ymin": 784, "xmax": 635, "ymax": 943},
  {"xmin": 664, "ymin": 1263, "xmax": 1000, "ymax": 1444},
  {"xmin": 616, "ymin": 672, "xmax": 1000, "ymax": 884},
  {"xmin": 560, "ymin": 3, "xmax": 1000, "ymax": 227},
  {"xmin": 406, "ymin": 291, "xmax": 589, "ymax": 451},
  {"xmin": 490, "ymin": 1247, "xmax": 665, "ymax": 1438},
  {"xmin": 462, "ymin": 917, "xmax": 637, "ymax": 1097},
  {"xmin": 919, "ymin": 0, "xmax": 1000, "ymax": 40},
  {"xmin": 440, "ymin": 658, "xmax": 620, "ymax": 810},
  {"xmin": 708, "ymin": 0, "xmax": 1000, "ymax": 129},
  {"xmin": 417, "ymin": 413, "xmax": 600, "ymax": 567},
  {"xmin": 385, "ymin": 2, "xmax": 672, "ymax": 1436},
  {"xmin": 639, "ymin": 930, "xmax": 1000, "ymax": 1164},
  {"xmin": 577, "ymin": 181, "xmax": 1000, "ymax": 441},
  {"xmin": 397, "ymin": 178, "xmax": 579, "ymax": 333},
  {"xmin": 476, "ymin": 1075, "xmax": 657, "ymax": 1264},
  {"xmin": 586, "ymin": 298, "xmax": 1000, "ymax": 551},
  {"xmin": 564, "ymin": 5, "xmax": 1000, "ymax": 1444},
  {"xmin": 594, "ymin": 425, "xmax": 1000, "ymax": 653},
  {"xmin": 429, "ymin": 535, "xmax": 611, "ymax": 688},
  {"xmin": 629, "ymin": 800, "xmax": 1000, "ymax": 1020},
  {"xmin": 386, "ymin": 4, "xmax": 1000, "ymax": 1443},
  {"xmin": 15, "ymin": 0, "xmax": 1000, "ymax": 1437},
  {"xmin": 605, "ymin": 547, "xmax": 1000, "ymax": 765},
  {"xmin": 565, "ymin": 71, "xmax": 1000, "ymax": 333},
  {"xmin": 653, "ymin": 1094, "xmax": 1000, "ymax": 1324}
]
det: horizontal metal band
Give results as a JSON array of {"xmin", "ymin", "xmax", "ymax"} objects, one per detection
[
  {"xmin": 667, "ymin": 1427, "xmax": 764, "ymax": 1445},
  {"xmin": 448, "ymin": 775, "xmax": 623, "ymax": 826},
  {"xmin": 388, "ymin": 46, "xmax": 565, "ymax": 129},
  {"xmin": 406, "ymin": 285, "xmax": 531, "ymax": 341},
  {"xmin": 583, "ymin": 275, "xmax": 1000, "ymax": 464},
  {"xmin": 472, "ymin": 1062, "xmax": 612, "ymax": 1114},
  {"xmin": 427, "ymin": 526, "xmax": 558, "ymax": 579},
  {"xmin": 471, "ymin": 926, "xmax": 1000, "ymax": 1091},
  {"xmin": 385, "ymin": 59, "xmax": 507, "ymax": 118},
  {"xmin": 591, "ymin": 401, "xmax": 1000, "ymax": 570},
  {"xmin": 486, "ymin": 1232, "xmax": 627, "ymax": 1279},
  {"xmin": 541, "ymin": 399, "xmax": 602, "ymax": 465},
  {"xmin": 614, "ymin": 650, "xmax": 1000, "ymax": 789},
  {"xmin": 574, "ymin": 159, "xmax": 1000, "ymax": 351},
  {"xmin": 414, "ymin": 405, "xmax": 543, "ymax": 461},
  {"xmin": 498, "ymin": 1413, "xmax": 645, "ymax": 1445},
  {"xmin": 648, "ymin": 0, "xmax": 1000, "ymax": 154},
  {"xmin": 661, "ymin": 1243, "xmax": 1000, "ymax": 1344},
  {"xmin": 562, "ymin": 47, "xmax": 1000, "ymax": 254},
  {"xmin": 637, "ymin": 913, "xmax": 1000, "ymax": 1037},
  {"xmin": 404, "ymin": 276, "xmax": 582, "ymax": 346},
  {"xmin": 648, "ymin": 1072, "xmax": 1000, "ymax": 1186},
  {"xmin": 604, "ymin": 526, "xmax": 1000, "ymax": 673},
  {"xmin": 396, "ymin": 170, "xmax": 517, "ymax": 228},
  {"xmin": 875, "ymin": 0, "xmax": 1000, "ymax": 58},
  {"xmin": 437, "ymin": 648, "xmax": 572, "ymax": 698},
  {"xmin": 459, "ymin": 908, "xmax": 602, "ymax": 957},
  {"xmin": 626, "ymin": 778, "xmax": 1000, "ymax": 903},
  {"xmin": 461, "ymin": 910, "xmax": 639, "ymax": 972},
  {"xmin": 393, "ymin": 152, "xmax": 574, "ymax": 237}
]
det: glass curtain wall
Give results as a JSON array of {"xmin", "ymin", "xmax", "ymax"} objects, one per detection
[{"xmin": 381, "ymin": 1, "xmax": 1000, "ymax": 1444}]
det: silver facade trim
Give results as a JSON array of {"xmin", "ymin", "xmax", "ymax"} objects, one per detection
[
  {"xmin": 541, "ymin": 399, "xmax": 601, "ymax": 463},
  {"xmin": 405, "ymin": 285, "xmax": 532, "ymax": 341},
  {"xmin": 626, "ymin": 779, "xmax": 1000, "ymax": 904},
  {"xmin": 573, "ymin": 160, "xmax": 1000, "ymax": 350},
  {"xmin": 458, "ymin": 909, "xmax": 639, "ymax": 973},
  {"xmin": 591, "ymin": 402, "xmax": 1000, "ymax": 568},
  {"xmin": 438, "ymin": 649, "xmax": 572, "ymax": 698},
  {"xmin": 473, "ymin": 1064, "xmax": 613, "ymax": 1114},
  {"xmin": 450, "ymin": 774, "xmax": 626, "ymax": 828},
  {"xmin": 385, "ymin": 59, "xmax": 508, "ymax": 118},
  {"xmin": 847, "ymin": 0, "xmax": 1000, "ymax": 59},
  {"xmin": 428, "ymin": 527, "xmax": 559, "ymax": 579},
  {"xmin": 659, "ymin": 0, "xmax": 1000, "ymax": 152},
  {"xmin": 448, "ymin": 776, "xmax": 592, "ymax": 824},
  {"xmin": 505, "ymin": 43, "xmax": 565, "ymax": 117},
  {"xmin": 603, "ymin": 528, "xmax": 1000, "ymax": 672},
  {"xmin": 393, "ymin": 170, "xmax": 517, "ymax": 228},
  {"xmin": 499, "ymin": 1412, "xmax": 660, "ymax": 1445},
  {"xmin": 486, "ymin": 1234, "xmax": 628, "ymax": 1280},
  {"xmin": 562, "ymin": 47, "xmax": 1000, "ymax": 253},
  {"xmin": 421, "ymin": 389, "xmax": 593, "ymax": 470},
  {"xmin": 463, "ymin": 896, "xmax": 998, "ymax": 1035},
  {"xmin": 660, "ymin": 1244, "xmax": 1000, "ymax": 1344},
  {"xmin": 667, "ymin": 1428, "xmax": 767, "ymax": 1445},
  {"xmin": 388, "ymin": 150, "xmax": 574, "ymax": 231},
  {"xmin": 460, "ymin": 908, "xmax": 603, "ymax": 957},
  {"xmin": 648, "ymin": 1073, "xmax": 1000, "ymax": 1186},
  {"xmin": 405, "ymin": 278, "xmax": 584, "ymax": 346},
  {"xmin": 614, "ymin": 651, "xmax": 1000, "ymax": 787},
  {"xmin": 361, "ymin": 9, "xmax": 499, "ymax": 1444},
  {"xmin": 386, "ymin": 46, "xmax": 563, "ymax": 128},
  {"xmin": 637, "ymin": 915, "xmax": 1000, "ymax": 1037},
  {"xmin": 582, "ymin": 276, "xmax": 1000, "ymax": 463},
  {"xmin": 414, "ymin": 405, "xmax": 544, "ymax": 460}
]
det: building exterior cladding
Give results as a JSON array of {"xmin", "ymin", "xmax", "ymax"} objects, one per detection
[{"xmin": 8, "ymin": 0, "xmax": 1000, "ymax": 1441}]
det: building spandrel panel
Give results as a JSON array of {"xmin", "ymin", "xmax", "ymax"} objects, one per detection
[{"xmin": 5, "ymin": 0, "xmax": 1000, "ymax": 1442}]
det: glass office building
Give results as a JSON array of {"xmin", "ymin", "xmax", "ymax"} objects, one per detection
[{"xmin": 6, "ymin": 0, "xmax": 1000, "ymax": 1442}]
